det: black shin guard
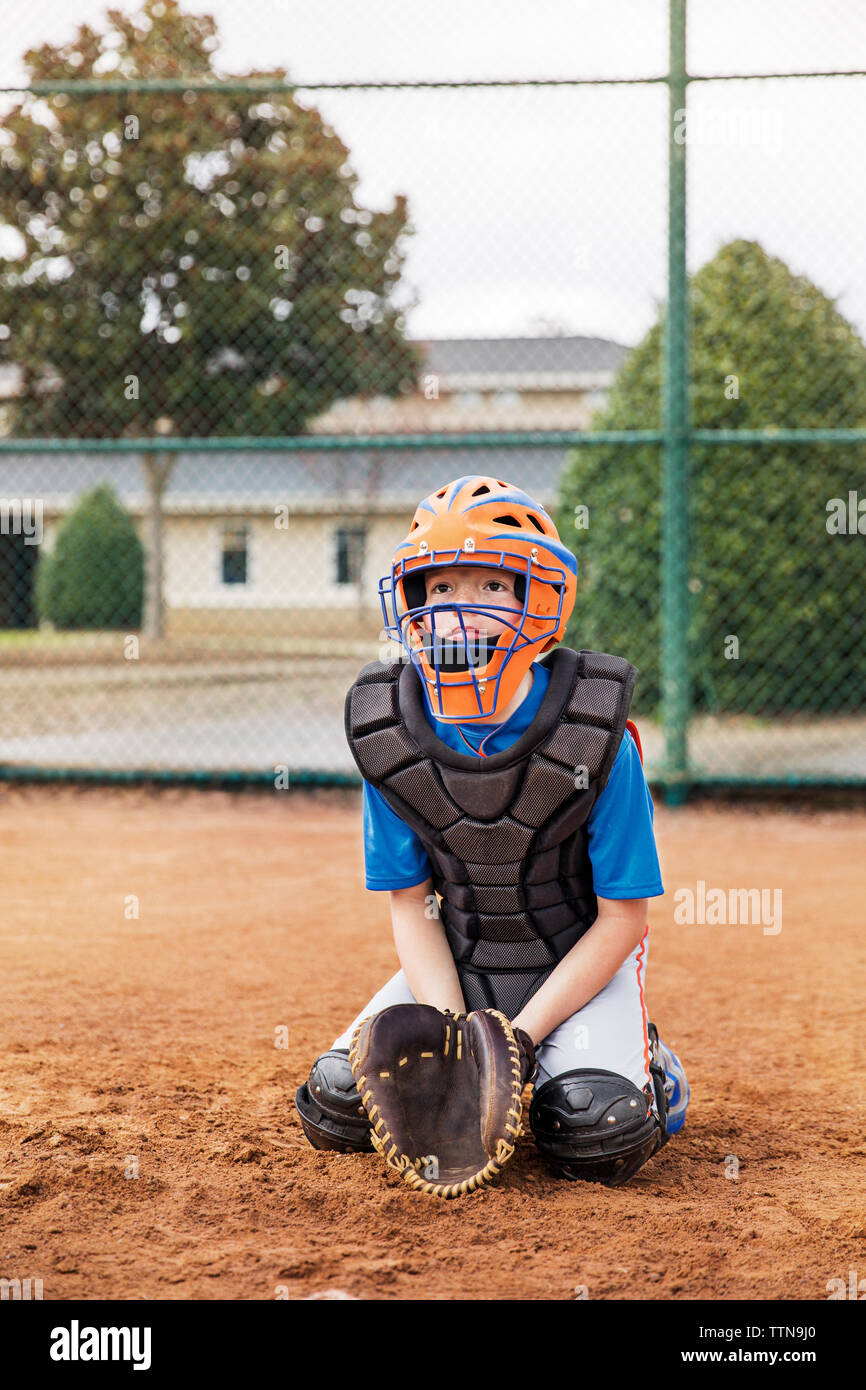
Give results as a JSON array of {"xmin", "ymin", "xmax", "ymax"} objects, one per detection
[
  {"xmin": 295, "ymin": 1047, "xmax": 374, "ymax": 1154},
  {"xmin": 529, "ymin": 1068, "xmax": 665, "ymax": 1187}
]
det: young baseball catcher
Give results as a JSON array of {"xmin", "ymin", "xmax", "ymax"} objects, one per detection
[{"xmin": 296, "ymin": 475, "xmax": 688, "ymax": 1194}]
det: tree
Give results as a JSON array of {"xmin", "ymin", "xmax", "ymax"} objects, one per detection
[
  {"xmin": 0, "ymin": 0, "xmax": 420, "ymax": 436},
  {"xmin": 555, "ymin": 240, "xmax": 866, "ymax": 717},
  {"xmin": 36, "ymin": 484, "xmax": 144, "ymax": 628}
]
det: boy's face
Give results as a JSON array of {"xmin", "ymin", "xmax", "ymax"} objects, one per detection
[{"xmin": 421, "ymin": 564, "xmax": 519, "ymax": 639}]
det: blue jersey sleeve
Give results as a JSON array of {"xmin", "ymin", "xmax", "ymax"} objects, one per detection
[
  {"xmin": 586, "ymin": 729, "xmax": 664, "ymax": 898},
  {"xmin": 362, "ymin": 780, "xmax": 432, "ymax": 890}
]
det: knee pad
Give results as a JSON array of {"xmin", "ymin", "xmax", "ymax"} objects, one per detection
[
  {"xmin": 529, "ymin": 1068, "xmax": 666, "ymax": 1187},
  {"xmin": 295, "ymin": 1048, "xmax": 374, "ymax": 1154}
]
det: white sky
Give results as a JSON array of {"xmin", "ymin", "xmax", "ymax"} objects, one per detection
[{"xmin": 1, "ymin": 0, "xmax": 865, "ymax": 345}]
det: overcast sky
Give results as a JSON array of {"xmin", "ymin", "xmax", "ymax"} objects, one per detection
[{"xmin": 2, "ymin": 0, "xmax": 864, "ymax": 346}]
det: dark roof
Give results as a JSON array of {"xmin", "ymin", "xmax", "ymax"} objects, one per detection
[{"xmin": 413, "ymin": 336, "xmax": 630, "ymax": 376}]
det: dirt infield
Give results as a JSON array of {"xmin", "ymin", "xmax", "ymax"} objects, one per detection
[{"xmin": 1, "ymin": 784, "xmax": 863, "ymax": 1302}]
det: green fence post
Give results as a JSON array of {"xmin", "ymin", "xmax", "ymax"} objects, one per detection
[{"xmin": 662, "ymin": 0, "xmax": 691, "ymax": 805}]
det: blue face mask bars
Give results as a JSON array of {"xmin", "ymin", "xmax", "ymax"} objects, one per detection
[{"xmin": 378, "ymin": 547, "xmax": 567, "ymax": 720}]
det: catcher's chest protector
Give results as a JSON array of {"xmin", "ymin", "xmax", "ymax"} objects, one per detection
[{"xmin": 345, "ymin": 646, "xmax": 637, "ymax": 1019}]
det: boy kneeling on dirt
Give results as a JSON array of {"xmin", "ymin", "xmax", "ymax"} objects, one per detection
[{"xmin": 296, "ymin": 475, "xmax": 688, "ymax": 1186}]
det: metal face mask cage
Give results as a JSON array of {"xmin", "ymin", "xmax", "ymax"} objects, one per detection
[{"xmin": 377, "ymin": 545, "xmax": 568, "ymax": 721}]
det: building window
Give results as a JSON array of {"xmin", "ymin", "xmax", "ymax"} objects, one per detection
[
  {"xmin": 494, "ymin": 389, "xmax": 522, "ymax": 409},
  {"xmin": 335, "ymin": 525, "xmax": 366, "ymax": 585},
  {"xmin": 221, "ymin": 522, "xmax": 248, "ymax": 585}
]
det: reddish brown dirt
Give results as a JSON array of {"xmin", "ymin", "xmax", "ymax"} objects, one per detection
[{"xmin": 1, "ymin": 785, "xmax": 863, "ymax": 1301}]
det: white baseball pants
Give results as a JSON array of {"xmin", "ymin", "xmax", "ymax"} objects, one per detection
[{"xmin": 332, "ymin": 926, "xmax": 656, "ymax": 1104}]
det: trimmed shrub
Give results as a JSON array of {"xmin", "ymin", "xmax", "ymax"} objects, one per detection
[{"xmin": 36, "ymin": 484, "xmax": 144, "ymax": 630}]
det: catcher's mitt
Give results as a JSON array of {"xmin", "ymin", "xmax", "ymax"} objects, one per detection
[{"xmin": 348, "ymin": 1003, "xmax": 531, "ymax": 1199}]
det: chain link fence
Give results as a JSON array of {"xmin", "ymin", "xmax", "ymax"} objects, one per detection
[{"xmin": 0, "ymin": 0, "xmax": 864, "ymax": 793}]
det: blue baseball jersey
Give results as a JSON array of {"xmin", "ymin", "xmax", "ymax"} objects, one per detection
[{"xmin": 361, "ymin": 658, "xmax": 664, "ymax": 900}]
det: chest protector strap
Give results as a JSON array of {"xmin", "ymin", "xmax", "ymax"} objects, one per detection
[{"xmin": 345, "ymin": 646, "xmax": 636, "ymax": 1019}]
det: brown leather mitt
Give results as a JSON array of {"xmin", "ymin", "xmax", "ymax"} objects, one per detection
[{"xmin": 348, "ymin": 1003, "xmax": 526, "ymax": 1199}]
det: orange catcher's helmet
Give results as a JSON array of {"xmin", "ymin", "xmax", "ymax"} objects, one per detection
[{"xmin": 378, "ymin": 475, "xmax": 577, "ymax": 723}]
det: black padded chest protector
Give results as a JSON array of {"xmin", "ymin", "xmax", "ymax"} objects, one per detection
[{"xmin": 344, "ymin": 646, "xmax": 637, "ymax": 1020}]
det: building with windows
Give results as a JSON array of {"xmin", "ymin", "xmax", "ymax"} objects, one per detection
[{"xmin": 0, "ymin": 334, "xmax": 629, "ymax": 642}]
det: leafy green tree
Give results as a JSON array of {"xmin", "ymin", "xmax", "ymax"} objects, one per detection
[
  {"xmin": 36, "ymin": 484, "xmax": 144, "ymax": 628},
  {"xmin": 0, "ymin": 0, "xmax": 419, "ymax": 436},
  {"xmin": 555, "ymin": 240, "xmax": 866, "ymax": 716}
]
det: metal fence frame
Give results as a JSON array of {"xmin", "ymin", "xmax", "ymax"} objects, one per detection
[{"xmin": 2, "ymin": 0, "xmax": 865, "ymax": 800}]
